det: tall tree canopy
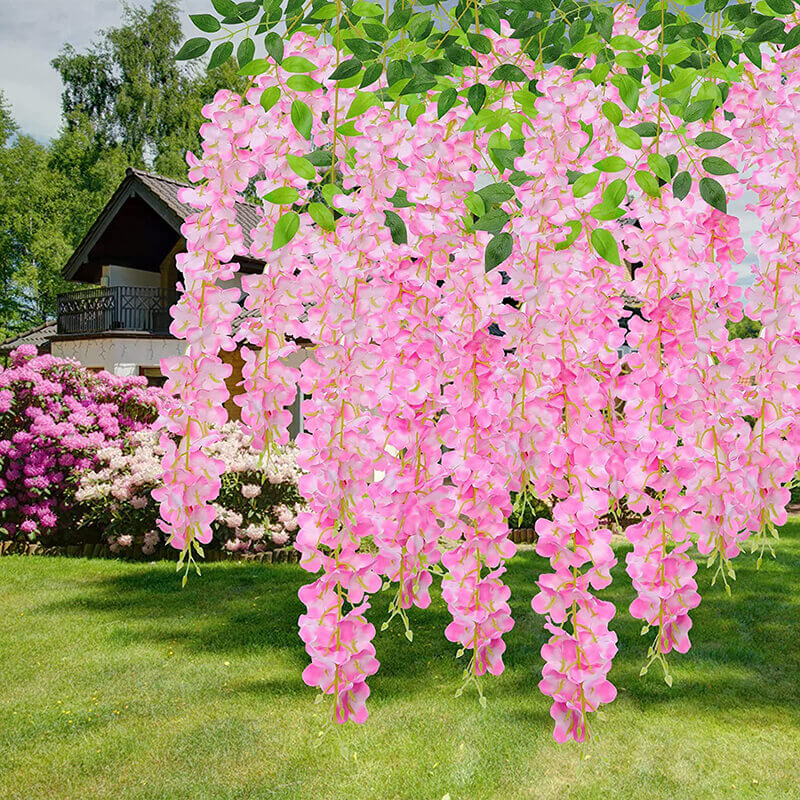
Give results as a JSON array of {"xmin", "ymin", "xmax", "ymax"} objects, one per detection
[{"xmin": 51, "ymin": 0, "xmax": 245, "ymax": 179}]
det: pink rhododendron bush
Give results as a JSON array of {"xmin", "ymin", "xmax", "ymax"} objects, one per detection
[
  {"xmin": 0, "ymin": 346, "xmax": 164, "ymax": 545},
  {"xmin": 160, "ymin": 4, "xmax": 800, "ymax": 744},
  {"xmin": 77, "ymin": 423, "xmax": 304, "ymax": 556}
]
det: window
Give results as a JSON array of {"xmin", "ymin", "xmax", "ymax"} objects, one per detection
[{"xmin": 139, "ymin": 366, "xmax": 167, "ymax": 388}]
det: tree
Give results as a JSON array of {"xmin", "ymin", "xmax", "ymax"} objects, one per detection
[
  {"xmin": 51, "ymin": 0, "xmax": 246, "ymax": 180},
  {"xmin": 0, "ymin": 94, "xmax": 77, "ymax": 336}
]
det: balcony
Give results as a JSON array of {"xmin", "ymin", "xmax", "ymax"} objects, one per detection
[{"xmin": 56, "ymin": 286, "xmax": 179, "ymax": 336}]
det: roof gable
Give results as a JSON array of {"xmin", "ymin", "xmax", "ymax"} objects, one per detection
[{"xmin": 63, "ymin": 168, "xmax": 264, "ymax": 283}]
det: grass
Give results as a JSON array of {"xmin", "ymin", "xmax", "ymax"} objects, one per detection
[{"xmin": 1, "ymin": 521, "xmax": 799, "ymax": 800}]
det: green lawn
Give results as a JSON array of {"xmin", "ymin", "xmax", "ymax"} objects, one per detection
[{"xmin": 1, "ymin": 521, "xmax": 799, "ymax": 800}]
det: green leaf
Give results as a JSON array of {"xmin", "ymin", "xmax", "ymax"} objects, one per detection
[
  {"xmin": 288, "ymin": 75, "xmax": 323, "ymax": 92},
  {"xmin": 664, "ymin": 42, "xmax": 693, "ymax": 65},
  {"xmin": 632, "ymin": 122, "xmax": 659, "ymax": 137},
  {"xmin": 705, "ymin": 0, "xmax": 728, "ymax": 10},
  {"xmin": 329, "ymin": 58, "xmax": 362, "ymax": 81},
  {"xmin": 602, "ymin": 101, "xmax": 623, "ymax": 125},
  {"xmin": 467, "ymin": 32, "xmax": 492, "ymax": 54},
  {"xmin": 212, "ymin": 0, "xmax": 238, "ymax": 15},
  {"xmin": 208, "ymin": 41, "xmax": 234, "ymax": 70},
  {"xmin": 684, "ymin": 99, "xmax": 714, "ymax": 123},
  {"xmin": 360, "ymin": 62, "xmax": 383, "ymax": 88},
  {"xmin": 716, "ymin": 34, "xmax": 734, "ymax": 65},
  {"xmin": 492, "ymin": 64, "xmax": 528, "ymax": 82},
  {"xmin": 310, "ymin": 2, "xmax": 338, "ymax": 19},
  {"xmin": 291, "ymin": 100, "xmax": 312, "ymax": 140},
  {"xmin": 406, "ymin": 103, "xmax": 424, "ymax": 125},
  {"xmin": 438, "ymin": 88, "xmax": 457, "ymax": 119},
  {"xmin": 478, "ymin": 182, "xmax": 515, "ymax": 204},
  {"xmin": 750, "ymin": 19, "xmax": 785, "ymax": 43},
  {"xmin": 352, "ymin": 0, "xmax": 384, "ymax": 16},
  {"xmin": 387, "ymin": 7, "xmax": 411, "ymax": 29},
  {"xmin": 237, "ymin": 37, "xmax": 255, "ymax": 69},
  {"xmin": 615, "ymin": 126, "xmax": 642, "ymax": 149},
  {"xmin": 647, "ymin": 153, "xmax": 672, "ymax": 182},
  {"xmin": 554, "ymin": 220, "xmax": 581, "ymax": 250},
  {"xmin": 742, "ymin": 41, "xmax": 762, "ymax": 68},
  {"xmin": 272, "ymin": 212, "xmax": 300, "ymax": 250},
  {"xmin": 473, "ymin": 208, "xmax": 510, "ymax": 232},
  {"xmin": 485, "ymin": 232, "xmax": 513, "ymax": 271},
  {"xmin": 603, "ymin": 178, "xmax": 627, "ymax": 207},
  {"xmin": 616, "ymin": 52, "xmax": 646, "ymax": 69},
  {"xmin": 590, "ymin": 203, "xmax": 625, "ymax": 221},
  {"xmin": 513, "ymin": 89, "xmax": 539, "ymax": 117},
  {"xmin": 590, "ymin": 228, "xmax": 621, "ymax": 265},
  {"xmin": 238, "ymin": 58, "xmax": 271, "ymax": 75},
  {"xmin": 308, "ymin": 202, "xmax": 335, "ymax": 231},
  {"xmin": 346, "ymin": 91, "xmax": 381, "ymax": 119},
  {"xmin": 784, "ymin": 25, "xmax": 800, "ymax": 52},
  {"xmin": 264, "ymin": 187, "xmax": 300, "ymax": 204},
  {"xmin": 703, "ymin": 156, "xmax": 738, "ymax": 175},
  {"xmin": 363, "ymin": 22, "xmax": 388, "ymax": 41},
  {"xmin": 384, "ymin": 210, "xmax": 407, "ymax": 244},
  {"xmin": 635, "ymin": 170, "xmax": 661, "ymax": 197},
  {"xmin": 176, "ymin": 38, "xmax": 210, "ymax": 60},
  {"xmin": 190, "ymin": 14, "xmax": 221, "ymax": 32},
  {"xmin": 610, "ymin": 75, "xmax": 640, "ymax": 112},
  {"xmin": 321, "ymin": 185, "xmax": 344, "ymax": 207},
  {"xmin": 388, "ymin": 188, "xmax": 414, "ymax": 208},
  {"xmin": 766, "ymin": 0, "xmax": 794, "ymax": 11},
  {"xmin": 673, "ymin": 170, "xmax": 692, "ymax": 200},
  {"xmin": 594, "ymin": 5, "xmax": 613, "ymax": 40},
  {"xmin": 573, "ymin": 171, "xmax": 600, "ymax": 198},
  {"xmin": 260, "ymin": 85, "xmax": 280, "ymax": 112},
  {"xmin": 695, "ymin": 131, "xmax": 731, "ymax": 149},
  {"xmin": 468, "ymin": 84, "xmax": 487, "ymax": 115},
  {"xmin": 283, "ymin": 56, "xmax": 317, "ymax": 73},
  {"xmin": 465, "ymin": 191, "xmax": 486, "ymax": 217},
  {"xmin": 639, "ymin": 10, "xmax": 663, "ymax": 30},
  {"xmin": 265, "ymin": 32, "xmax": 284, "ymax": 64},
  {"xmin": 610, "ymin": 34, "xmax": 642, "ymax": 50},
  {"xmin": 286, "ymin": 153, "xmax": 316, "ymax": 180},
  {"xmin": 699, "ymin": 176, "xmax": 727, "ymax": 212},
  {"xmin": 593, "ymin": 156, "xmax": 627, "ymax": 172}
]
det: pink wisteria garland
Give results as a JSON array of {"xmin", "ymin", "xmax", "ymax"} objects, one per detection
[{"xmin": 157, "ymin": 7, "xmax": 800, "ymax": 742}]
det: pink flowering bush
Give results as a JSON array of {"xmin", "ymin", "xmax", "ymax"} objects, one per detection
[
  {"xmin": 160, "ymin": 5, "xmax": 800, "ymax": 743},
  {"xmin": 76, "ymin": 422, "xmax": 304, "ymax": 555},
  {"xmin": 0, "ymin": 346, "xmax": 163, "ymax": 544}
]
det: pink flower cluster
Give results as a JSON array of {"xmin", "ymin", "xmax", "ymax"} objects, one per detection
[
  {"xmin": 0, "ymin": 347, "xmax": 163, "ymax": 542},
  {"xmin": 78, "ymin": 423, "xmax": 304, "ymax": 554},
  {"xmin": 159, "ymin": 6, "xmax": 800, "ymax": 742}
]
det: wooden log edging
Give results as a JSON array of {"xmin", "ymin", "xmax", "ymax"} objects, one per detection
[
  {"xmin": 509, "ymin": 528, "xmax": 537, "ymax": 544},
  {"xmin": 0, "ymin": 539, "xmax": 302, "ymax": 564}
]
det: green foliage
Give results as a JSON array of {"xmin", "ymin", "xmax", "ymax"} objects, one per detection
[{"xmin": 726, "ymin": 314, "xmax": 763, "ymax": 340}]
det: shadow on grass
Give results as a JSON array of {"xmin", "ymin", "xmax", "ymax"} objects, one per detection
[{"xmin": 38, "ymin": 521, "xmax": 800, "ymax": 718}]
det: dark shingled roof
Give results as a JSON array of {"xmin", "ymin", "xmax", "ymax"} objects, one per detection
[
  {"xmin": 63, "ymin": 168, "xmax": 265, "ymax": 281},
  {"xmin": 130, "ymin": 169, "xmax": 263, "ymax": 254},
  {"xmin": 0, "ymin": 321, "xmax": 57, "ymax": 356}
]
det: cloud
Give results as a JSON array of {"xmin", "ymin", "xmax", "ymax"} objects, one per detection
[{"xmin": 0, "ymin": 0, "xmax": 206, "ymax": 142}]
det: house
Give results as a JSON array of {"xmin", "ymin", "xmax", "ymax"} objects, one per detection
[{"xmin": 0, "ymin": 168, "xmax": 305, "ymax": 435}]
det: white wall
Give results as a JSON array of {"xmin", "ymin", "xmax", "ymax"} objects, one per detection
[
  {"xmin": 102, "ymin": 265, "xmax": 162, "ymax": 289},
  {"xmin": 51, "ymin": 336, "xmax": 185, "ymax": 376}
]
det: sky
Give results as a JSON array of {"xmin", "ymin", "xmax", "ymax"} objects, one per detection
[
  {"xmin": 0, "ymin": 0, "xmax": 206, "ymax": 143},
  {"xmin": 0, "ymin": 0, "xmax": 759, "ymax": 284}
]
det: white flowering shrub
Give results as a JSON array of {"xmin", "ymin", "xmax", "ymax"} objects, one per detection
[{"xmin": 76, "ymin": 422, "xmax": 304, "ymax": 555}]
